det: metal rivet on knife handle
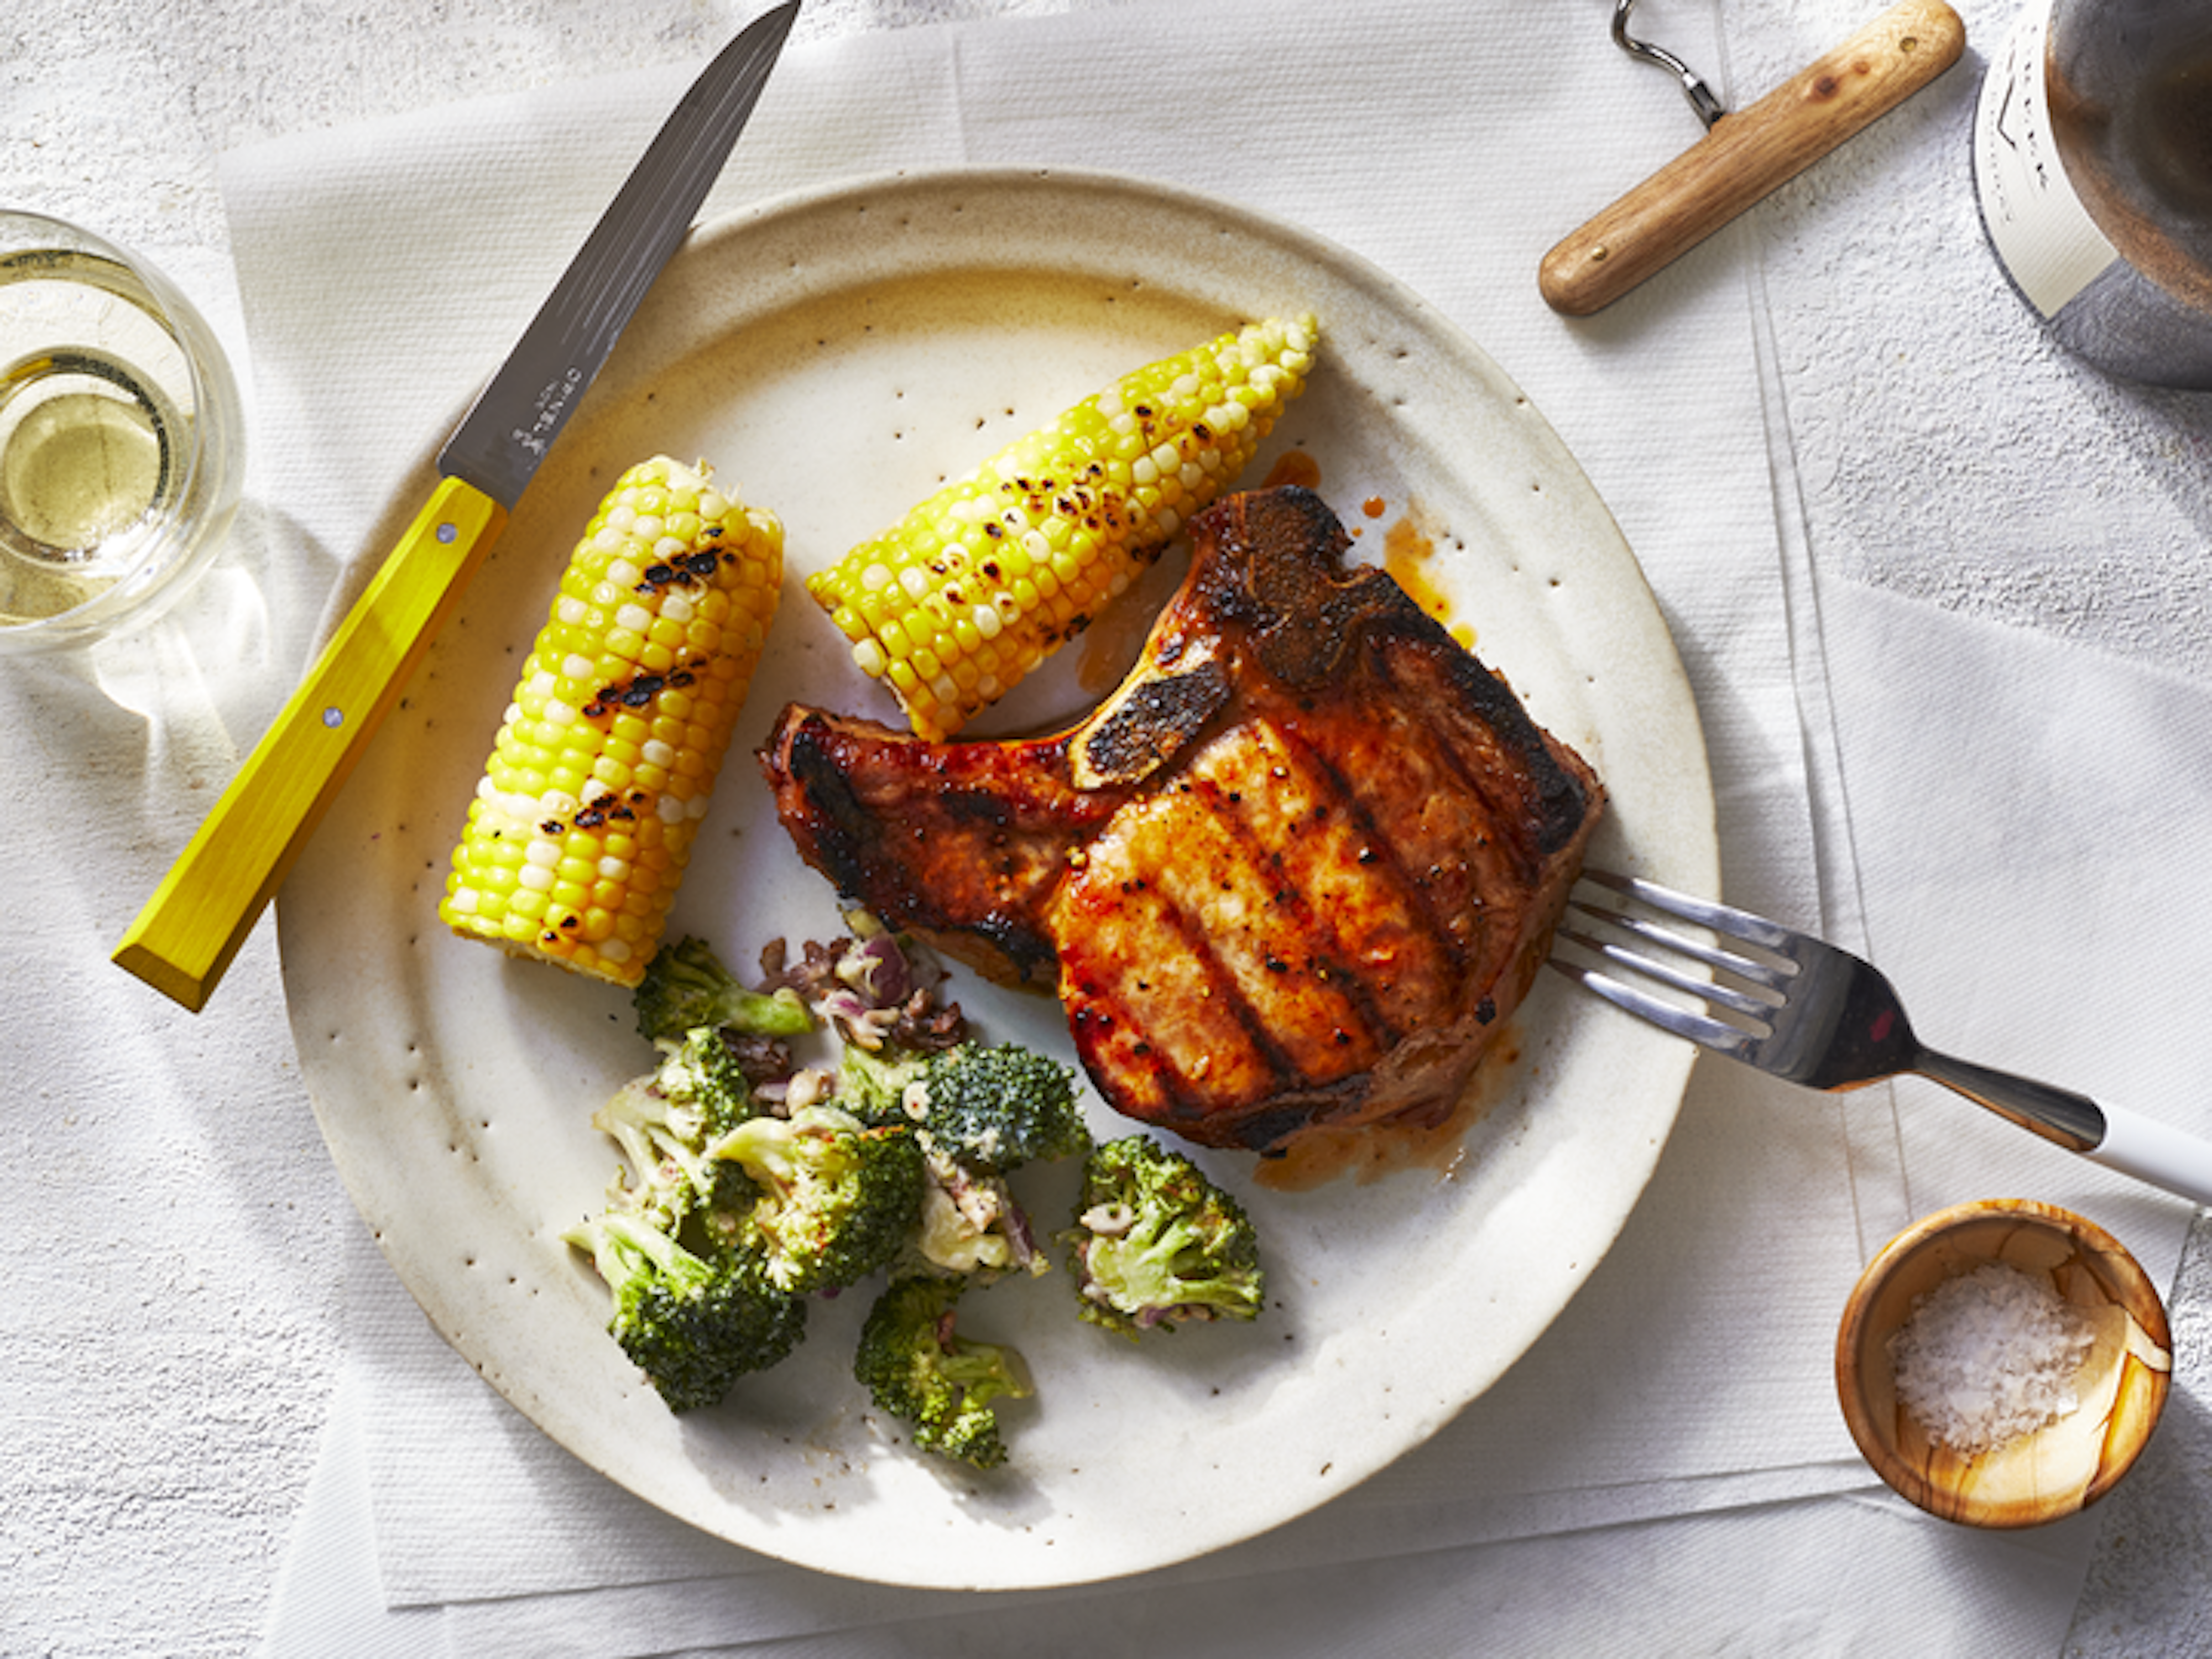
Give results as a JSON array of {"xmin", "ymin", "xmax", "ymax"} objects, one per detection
[{"xmin": 1540, "ymin": 0, "xmax": 1966, "ymax": 318}]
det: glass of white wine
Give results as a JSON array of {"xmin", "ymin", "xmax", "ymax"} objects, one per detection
[{"xmin": 0, "ymin": 211, "xmax": 244, "ymax": 652}]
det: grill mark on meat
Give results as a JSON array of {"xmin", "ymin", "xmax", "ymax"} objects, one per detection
[
  {"xmin": 1266, "ymin": 718, "xmax": 1468, "ymax": 1034},
  {"xmin": 1207, "ymin": 718, "xmax": 1423, "ymax": 1048},
  {"xmin": 1370, "ymin": 648, "xmax": 1546, "ymax": 890},
  {"xmin": 1233, "ymin": 831, "xmax": 1403, "ymax": 1063},
  {"xmin": 770, "ymin": 709, "xmax": 1095, "ymax": 987},
  {"xmin": 1064, "ymin": 790, "xmax": 1300, "ymax": 1113},
  {"xmin": 1180, "ymin": 884, "xmax": 1316, "ymax": 1119},
  {"xmin": 777, "ymin": 713, "xmax": 914, "ymax": 918},
  {"xmin": 1293, "ymin": 696, "xmax": 1501, "ymax": 990},
  {"xmin": 1064, "ymin": 716, "xmax": 1436, "ymax": 1127},
  {"xmin": 1060, "ymin": 824, "xmax": 1284, "ymax": 1122},
  {"xmin": 1165, "ymin": 754, "xmax": 1383, "ymax": 1078},
  {"xmin": 1444, "ymin": 721, "xmax": 1562, "ymax": 897},
  {"xmin": 1363, "ymin": 594, "xmax": 1597, "ymax": 864}
]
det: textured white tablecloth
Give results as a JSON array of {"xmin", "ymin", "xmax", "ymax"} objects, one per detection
[{"xmin": 9, "ymin": 1, "xmax": 2212, "ymax": 1655}]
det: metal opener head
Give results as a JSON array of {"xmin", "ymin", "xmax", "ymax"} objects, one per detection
[{"xmin": 1613, "ymin": 0, "xmax": 1727, "ymax": 131}]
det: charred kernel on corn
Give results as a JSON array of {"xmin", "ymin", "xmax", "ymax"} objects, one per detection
[
  {"xmin": 439, "ymin": 456, "xmax": 782, "ymax": 988},
  {"xmin": 807, "ymin": 314, "xmax": 1318, "ymax": 740}
]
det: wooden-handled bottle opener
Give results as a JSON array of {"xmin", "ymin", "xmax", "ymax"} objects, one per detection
[{"xmin": 1540, "ymin": 0, "xmax": 1966, "ymax": 316}]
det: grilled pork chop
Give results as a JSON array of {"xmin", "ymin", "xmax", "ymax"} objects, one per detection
[{"xmin": 763, "ymin": 486, "xmax": 1604, "ymax": 1155}]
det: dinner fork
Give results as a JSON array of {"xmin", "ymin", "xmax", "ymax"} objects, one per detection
[{"xmin": 1552, "ymin": 869, "xmax": 2212, "ymax": 1209}]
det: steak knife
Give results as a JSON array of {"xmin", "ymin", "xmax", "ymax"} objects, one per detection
[{"xmin": 113, "ymin": 0, "xmax": 801, "ymax": 1011}]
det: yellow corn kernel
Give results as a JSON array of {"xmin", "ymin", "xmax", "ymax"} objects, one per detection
[
  {"xmin": 439, "ymin": 456, "xmax": 782, "ymax": 987},
  {"xmin": 807, "ymin": 314, "xmax": 1318, "ymax": 740}
]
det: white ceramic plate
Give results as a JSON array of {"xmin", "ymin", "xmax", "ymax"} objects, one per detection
[{"xmin": 279, "ymin": 169, "xmax": 1716, "ymax": 1591}]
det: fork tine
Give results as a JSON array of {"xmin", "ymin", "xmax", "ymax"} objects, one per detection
[
  {"xmin": 1566, "ymin": 895, "xmax": 1787, "ymax": 988},
  {"xmin": 1578, "ymin": 868, "xmax": 1797, "ymax": 956},
  {"xmin": 1547, "ymin": 956, "xmax": 1758, "ymax": 1060},
  {"xmin": 1557, "ymin": 912, "xmax": 1779, "ymax": 1021}
]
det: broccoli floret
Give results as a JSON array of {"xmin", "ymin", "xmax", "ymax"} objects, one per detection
[
  {"xmin": 708, "ymin": 1105, "xmax": 925, "ymax": 1295},
  {"xmin": 593, "ymin": 1027, "xmax": 764, "ymax": 1237},
  {"xmin": 914, "ymin": 1042, "xmax": 1092, "ymax": 1173},
  {"xmin": 564, "ymin": 1210, "xmax": 806, "ymax": 1412},
  {"xmin": 835, "ymin": 1040, "xmax": 930, "ymax": 1128},
  {"xmin": 1065, "ymin": 1136, "xmax": 1264, "ymax": 1338},
  {"xmin": 854, "ymin": 1275, "xmax": 1033, "ymax": 1469},
  {"xmin": 833, "ymin": 1042, "xmax": 1081, "ymax": 1282},
  {"xmin": 634, "ymin": 936, "xmax": 815, "ymax": 1046},
  {"xmin": 654, "ymin": 1025, "xmax": 758, "ymax": 1132},
  {"xmin": 899, "ymin": 1146, "xmax": 1045, "ymax": 1284}
]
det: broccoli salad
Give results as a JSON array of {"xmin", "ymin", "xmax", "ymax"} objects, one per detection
[{"xmin": 565, "ymin": 916, "xmax": 1265, "ymax": 1469}]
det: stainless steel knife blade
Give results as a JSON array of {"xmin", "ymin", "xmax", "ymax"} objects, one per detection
[{"xmin": 441, "ymin": 0, "xmax": 799, "ymax": 506}]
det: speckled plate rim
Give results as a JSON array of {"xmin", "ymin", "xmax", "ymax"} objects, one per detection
[{"xmin": 276, "ymin": 166, "xmax": 1718, "ymax": 1591}]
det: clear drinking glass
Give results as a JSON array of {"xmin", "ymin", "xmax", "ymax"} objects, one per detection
[{"xmin": 0, "ymin": 210, "xmax": 244, "ymax": 652}]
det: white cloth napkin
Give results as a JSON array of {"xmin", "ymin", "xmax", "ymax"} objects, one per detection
[{"xmin": 228, "ymin": 0, "xmax": 2202, "ymax": 1650}]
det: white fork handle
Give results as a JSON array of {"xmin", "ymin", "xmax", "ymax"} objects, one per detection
[
  {"xmin": 1921, "ymin": 1051, "xmax": 2212, "ymax": 1209},
  {"xmin": 2088, "ymin": 1102, "xmax": 2212, "ymax": 1210}
]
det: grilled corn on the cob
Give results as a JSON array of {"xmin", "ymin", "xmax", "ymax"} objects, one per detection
[
  {"xmin": 440, "ymin": 456, "xmax": 782, "ymax": 987},
  {"xmin": 807, "ymin": 314, "xmax": 1318, "ymax": 740}
]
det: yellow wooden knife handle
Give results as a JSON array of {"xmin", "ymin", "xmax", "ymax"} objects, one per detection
[
  {"xmin": 114, "ymin": 477, "xmax": 508, "ymax": 1011},
  {"xmin": 1539, "ymin": 0, "xmax": 1966, "ymax": 316}
]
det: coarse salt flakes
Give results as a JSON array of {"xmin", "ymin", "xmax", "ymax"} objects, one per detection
[{"xmin": 1887, "ymin": 1261, "xmax": 2095, "ymax": 1454}]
